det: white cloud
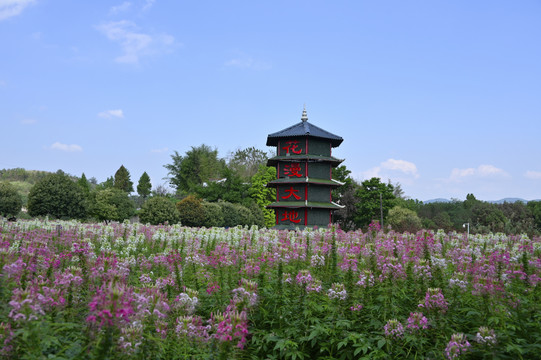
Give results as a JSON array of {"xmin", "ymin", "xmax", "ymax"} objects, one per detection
[
  {"xmin": 0, "ymin": 0, "xmax": 35, "ymax": 21},
  {"xmin": 151, "ymin": 147, "xmax": 169, "ymax": 153},
  {"xmin": 50, "ymin": 142, "xmax": 82, "ymax": 152},
  {"xmin": 225, "ymin": 56, "xmax": 271, "ymax": 70},
  {"xmin": 97, "ymin": 20, "xmax": 175, "ymax": 64},
  {"xmin": 98, "ymin": 109, "xmax": 124, "ymax": 119},
  {"xmin": 361, "ymin": 158, "xmax": 419, "ymax": 181},
  {"xmin": 449, "ymin": 164, "xmax": 508, "ymax": 182},
  {"xmin": 381, "ymin": 159, "xmax": 419, "ymax": 178},
  {"xmin": 142, "ymin": 0, "xmax": 156, "ymax": 11},
  {"xmin": 20, "ymin": 118, "xmax": 36, "ymax": 125},
  {"xmin": 525, "ymin": 170, "xmax": 541, "ymax": 180},
  {"xmin": 109, "ymin": 2, "xmax": 132, "ymax": 15}
]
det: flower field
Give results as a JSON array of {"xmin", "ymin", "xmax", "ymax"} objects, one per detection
[{"xmin": 1, "ymin": 220, "xmax": 540, "ymax": 359}]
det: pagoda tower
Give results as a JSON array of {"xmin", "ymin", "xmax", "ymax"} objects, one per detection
[{"xmin": 266, "ymin": 107, "xmax": 344, "ymax": 229}]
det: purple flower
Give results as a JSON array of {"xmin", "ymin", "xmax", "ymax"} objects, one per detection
[
  {"xmin": 406, "ymin": 312, "xmax": 429, "ymax": 331},
  {"xmin": 419, "ymin": 288, "xmax": 448, "ymax": 313},
  {"xmin": 384, "ymin": 319, "xmax": 404, "ymax": 339},
  {"xmin": 445, "ymin": 333, "xmax": 471, "ymax": 359}
]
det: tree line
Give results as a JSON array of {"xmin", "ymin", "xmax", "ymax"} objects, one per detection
[{"xmin": 1, "ymin": 146, "xmax": 540, "ymax": 235}]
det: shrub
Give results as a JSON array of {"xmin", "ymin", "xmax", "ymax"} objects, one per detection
[
  {"xmin": 27, "ymin": 171, "xmax": 87, "ymax": 219},
  {"xmin": 88, "ymin": 188, "xmax": 135, "ymax": 223},
  {"xmin": 139, "ymin": 197, "xmax": 181, "ymax": 225},
  {"xmin": 176, "ymin": 195, "xmax": 205, "ymax": 227},
  {"xmin": 247, "ymin": 201, "xmax": 265, "ymax": 227},
  {"xmin": 388, "ymin": 206, "xmax": 422, "ymax": 233},
  {"xmin": 202, "ymin": 202, "xmax": 224, "ymax": 227},
  {"xmin": 0, "ymin": 181, "xmax": 23, "ymax": 217},
  {"xmin": 220, "ymin": 201, "xmax": 253, "ymax": 227}
]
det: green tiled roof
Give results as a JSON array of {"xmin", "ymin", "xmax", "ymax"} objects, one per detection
[
  {"xmin": 266, "ymin": 177, "xmax": 344, "ymax": 187},
  {"xmin": 267, "ymin": 154, "xmax": 343, "ymax": 166},
  {"xmin": 267, "ymin": 201, "xmax": 344, "ymax": 209}
]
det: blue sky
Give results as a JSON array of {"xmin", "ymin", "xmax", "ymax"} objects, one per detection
[{"xmin": 1, "ymin": 0, "xmax": 540, "ymax": 201}]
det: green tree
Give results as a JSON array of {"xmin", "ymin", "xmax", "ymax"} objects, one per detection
[
  {"xmin": 354, "ymin": 177, "xmax": 396, "ymax": 229},
  {"xmin": 176, "ymin": 195, "xmax": 206, "ymax": 227},
  {"xmin": 527, "ymin": 201, "xmax": 541, "ymax": 233},
  {"xmin": 0, "ymin": 182, "xmax": 23, "ymax": 217},
  {"xmin": 227, "ymin": 147, "xmax": 270, "ymax": 180},
  {"xmin": 89, "ymin": 188, "xmax": 135, "ymax": 223},
  {"xmin": 164, "ymin": 145, "xmax": 225, "ymax": 194},
  {"xmin": 137, "ymin": 172, "xmax": 152, "ymax": 199},
  {"xmin": 27, "ymin": 171, "xmax": 87, "ymax": 219},
  {"xmin": 471, "ymin": 202, "xmax": 507, "ymax": 233},
  {"xmin": 197, "ymin": 167, "xmax": 250, "ymax": 204},
  {"xmin": 114, "ymin": 165, "xmax": 134, "ymax": 193},
  {"xmin": 77, "ymin": 173, "xmax": 91, "ymax": 198},
  {"xmin": 249, "ymin": 165, "xmax": 277, "ymax": 228},
  {"xmin": 387, "ymin": 206, "xmax": 422, "ymax": 233},
  {"xmin": 332, "ymin": 165, "xmax": 360, "ymax": 231},
  {"xmin": 139, "ymin": 197, "xmax": 181, "ymax": 225},
  {"xmin": 95, "ymin": 176, "xmax": 115, "ymax": 191}
]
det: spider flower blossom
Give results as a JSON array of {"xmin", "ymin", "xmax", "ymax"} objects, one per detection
[
  {"xmin": 327, "ymin": 283, "xmax": 347, "ymax": 300},
  {"xmin": 9, "ymin": 288, "xmax": 45, "ymax": 322},
  {"xmin": 419, "ymin": 288, "xmax": 448, "ymax": 313},
  {"xmin": 310, "ymin": 253, "xmax": 325, "ymax": 267},
  {"xmin": 118, "ymin": 321, "xmax": 143, "ymax": 354},
  {"xmin": 406, "ymin": 312, "xmax": 429, "ymax": 331},
  {"xmin": 384, "ymin": 319, "xmax": 404, "ymax": 339},
  {"xmin": 232, "ymin": 279, "xmax": 258, "ymax": 308},
  {"xmin": 296, "ymin": 270, "xmax": 313, "ymax": 285},
  {"xmin": 212, "ymin": 307, "xmax": 249, "ymax": 349},
  {"xmin": 176, "ymin": 315, "xmax": 211, "ymax": 342},
  {"xmin": 175, "ymin": 288, "xmax": 199, "ymax": 315},
  {"xmin": 86, "ymin": 282, "xmax": 134, "ymax": 328},
  {"xmin": 445, "ymin": 333, "xmax": 471, "ymax": 359},
  {"xmin": 475, "ymin": 326, "xmax": 497, "ymax": 346},
  {"xmin": 306, "ymin": 278, "xmax": 323, "ymax": 293},
  {"xmin": 133, "ymin": 286, "xmax": 170, "ymax": 320},
  {"xmin": 0, "ymin": 322, "xmax": 14, "ymax": 356}
]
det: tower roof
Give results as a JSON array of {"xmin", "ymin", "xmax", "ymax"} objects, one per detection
[{"xmin": 266, "ymin": 108, "xmax": 343, "ymax": 147}]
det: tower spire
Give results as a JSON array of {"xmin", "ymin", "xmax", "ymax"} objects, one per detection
[{"xmin": 301, "ymin": 104, "xmax": 308, "ymax": 122}]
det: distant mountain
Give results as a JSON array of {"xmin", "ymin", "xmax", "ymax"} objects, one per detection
[
  {"xmin": 424, "ymin": 198, "xmax": 452, "ymax": 204},
  {"xmin": 489, "ymin": 198, "xmax": 527, "ymax": 204},
  {"xmin": 424, "ymin": 197, "xmax": 535, "ymax": 204}
]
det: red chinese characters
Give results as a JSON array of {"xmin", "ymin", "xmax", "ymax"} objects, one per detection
[
  {"xmin": 283, "ymin": 163, "xmax": 303, "ymax": 177},
  {"xmin": 281, "ymin": 186, "xmax": 302, "ymax": 200},
  {"xmin": 280, "ymin": 210, "xmax": 302, "ymax": 223},
  {"xmin": 281, "ymin": 140, "xmax": 303, "ymax": 155}
]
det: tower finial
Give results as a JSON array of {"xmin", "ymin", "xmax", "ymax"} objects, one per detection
[{"xmin": 301, "ymin": 104, "xmax": 308, "ymax": 122}]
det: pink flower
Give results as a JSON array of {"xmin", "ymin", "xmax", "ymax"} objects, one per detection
[
  {"xmin": 86, "ymin": 282, "xmax": 134, "ymax": 329},
  {"xmin": 296, "ymin": 270, "xmax": 312, "ymax": 285}
]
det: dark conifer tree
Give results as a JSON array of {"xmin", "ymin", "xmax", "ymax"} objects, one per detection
[
  {"xmin": 137, "ymin": 172, "xmax": 152, "ymax": 199},
  {"xmin": 114, "ymin": 165, "xmax": 134, "ymax": 193}
]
